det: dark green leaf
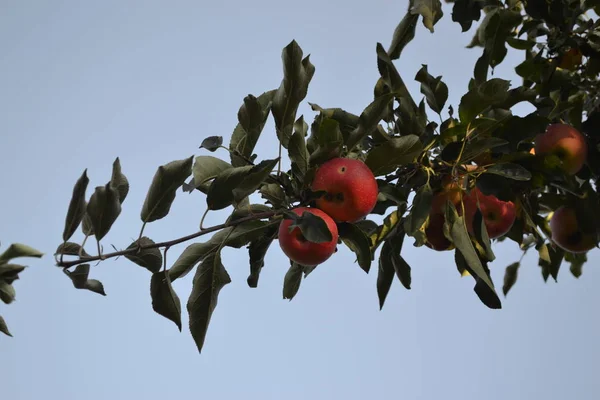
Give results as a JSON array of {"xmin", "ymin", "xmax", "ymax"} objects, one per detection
[
  {"xmin": 288, "ymin": 211, "xmax": 333, "ymax": 243},
  {"xmin": 62, "ymin": 169, "xmax": 89, "ymax": 242},
  {"xmin": 388, "ymin": 230, "xmax": 411, "ymax": 290},
  {"xmin": 67, "ymin": 264, "xmax": 106, "ymax": 296},
  {"xmin": 415, "ymin": 65, "xmax": 448, "ymax": 114},
  {"xmin": 86, "ymin": 183, "xmax": 122, "ymax": 241},
  {"xmin": 0, "ymin": 264, "xmax": 26, "ymax": 279},
  {"xmin": 406, "ymin": 184, "xmax": 433, "ymax": 235},
  {"xmin": 411, "ymin": 0, "xmax": 444, "ymax": 32},
  {"xmin": 0, "ymin": 280, "xmax": 16, "ymax": 304},
  {"xmin": 451, "ymin": 0, "xmax": 483, "ymax": 31},
  {"xmin": 289, "ymin": 116, "xmax": 309, "ymax": 182},
  {"xmin": 229, "ymin": 204, "xmax": 273, "ymax": 221},
  {"xmin": 259, "ymin": 183, "xmax": 287, "ymax": 208},
  {"xmin": 485, "ymin": 163, "xmax": 532, "ymax": 181},
  {"xmin": 346, "ymin": 93, "xmax": 395, "ymax": 151},
  {"xmin": 283, "ymin": 262, "xmax": 304, "ymax": 300},
  {"xmin": 565, "ymin": 252, "xmax": 586, "ymax": 278},
  {"xmin": 272, "ymin": 41, "xmax": 315, "ymax": 147},
  {"xmin": 473, "ymin": 209, "xmax": 495, "ymax": 262},
  {"xmin": 538, "ymin": 244, "xmax": 564, "ymax": 282},
  {"xmin": 0, "ymin": 243, "xmax": 44, "ymax": 263},
  {"xmin": 308, "ymin": 118, "xmax": 344, "ymax": 165},
  {"xmin": 247, "ymin": 225, "xmax": 278, "ymax": 288},
  {"xmin": 376, "ymin": 43, "xmax": 414, "ymax": 101},
  {"xmin": 109, "ymin": 157, "xmax": 129, "ymax": 204},
  {"xmin": 459, "ymin": 78, "xmax": 511, "ymax": 123},
  {"xmin": 82, "ymin": 213, "xmax": 94, "ymax": 236},
  {"xmin": 141, "ymin": 156, "xmax": 193, "ymax": 223},
  {"xmin": 459, "ymin": 137, "xmax": 509, "ymax": 165},
  {"xmin": 124, "ymin": 237, "xmax": 163, "ymax": 273},
  {"xmin": 502, "ymin": 262, "xmax": 520, "ymax": 296},
  {"xmin": 506, "ymin": 37, "xmax": 536, "ymax": 50},
  {"xmin": 388, "ymin": 5, "xmax": 419, "ymax": 60},
  {"xmin": 482, "ymin": 9, "xmax": 522, "ymax": 68},
  {"xmin": 187, "ymin": 251, "xmax": 231, "ymax": 353},
  {"xmin": 230, "ymin": 90, "xmax": 276, "ymax": 167},
  {"xmin": 0, "ymin": 315, "xmax": 11, "ymax": 337},
  {"xmin": 188, "ymin": 156, "xmax": 233, "ymax": 194},
  {"xmin": 200, "ymin": 136, "xmax": 223, "ymax": 152},
  {"xmin": 207, "ymin": 158, "xmax": 279, "ymax": 210},
  {"xmin": 376, "ymin": 241, "xmax": 395, "ymax": 309},
  {"xmin": 54, "ymin": 242, "xmax": 90, "ymax": 258},
  {"xmin": 338, "ymin": 223, "xmax": 372, "ymax": 273},
  {"xmin": 150, "ymin": 271, "xmax": 182, "ymax": 331},
  {"xmin": 455, "ymin": 250, "xmax": 501, "ymax": 309},
  {"xmin": 365, "ymin": 134, "xmax": 422, "ymax": 176}
]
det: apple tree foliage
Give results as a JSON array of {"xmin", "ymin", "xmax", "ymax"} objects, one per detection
[{"xmin": 4, "ymin": 0, "xmax": 600, "ymax": 352}]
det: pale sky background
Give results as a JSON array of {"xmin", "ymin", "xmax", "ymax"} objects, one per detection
[{"xmin": 1, "ymin": 1, "xmax": 599, "ymax": 399}]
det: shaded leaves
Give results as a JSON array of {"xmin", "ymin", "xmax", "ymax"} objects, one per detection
[
  {"xmin": 86, "ymin": 183, "xmax": 122, "ymax": 241},
  {"xmin": 124, "ymin": 237, "xmax": 163, "ymax": 273},
  {"xmin": 62, "ymin": 169, "xmax": 89, "ymax": 241},
  {"xmin": 150, "ymin": 271, "xmax": 182, "ymax": 331},
  {"xmin": 67, "ymin": 264, "xmax": 106, "ymax": 296}
]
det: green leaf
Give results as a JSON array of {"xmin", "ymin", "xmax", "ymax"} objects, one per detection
[
  {"xmin": 187, "ymin": 251, "xmax": 231, "ymax": 353},
  {"xmin": 188, "ymin": 156, "xmax": 233, "ymax": 194},
  {"xmin": 388, "ymin": 229, "xmax": 411, "ymax": 290},
  {"xmin": 0, "ymin": 264, "xmax": 26, "ymax": 279},
  {"xmin": 482, "ymin": 9, "xmax": 522, "ymax": 68},
  {"xmin": 259, "ymin": 183, "xmax": 287, "ymax": 208},
  {"xmin": 472, "ymin": 209, "xmax": 495, "ymax": 262},
  {"xmin": 338, "ymin": 223, "xmax": 372, "ymax": 273},
  {"xmin": 346, "ymin": 93, "xmax": 396, "ymax": 151},
  {"xmin": 230, "ymin": 90, "xmax": 276, "ymax": 167},
  {"xmin": 141, "ymin": 156, "xmax": 193, "ymax": 223},
  {"xmin": 54, "ymin": 242, "xmax": 91, "ymax": 258},
  {"xmin": 388, "ymin": 4, "xmax": 419, "ymax": 60},
  {"xmin": 82, "ymin": 212, "xmax": 94, "ymax": 236},
  {"xmin": 451, "ymin": 0, "xmax": 483, "ymax": 31},
  {"xmin": 459, "ymin": 78, "xmax": 511, "ymax": 123},
  {"xmin": 150, "ymin": 271, "xmax": 182, "ymax": 331},
  {"xmin": 485, "ymin": 163, "xmax": 532, "ymax": 181},
  {"xmin": 415, "ymin": 65, "xmax": 448, "ymax": 114},
  {"xmin": 200, "ymin": 136, "xmax": 223, "ymax": 152},
  {"xmin": 283, "ymin": 261, "xmax": 304, "ymax": 300},
  {"xmin": 406, "ymin": 184, "xmax": 433, "ymax": 235},
  {"xmin": 411, "ymin": 0, "xmax": 444, "ymax": 32},
  {"xmin": 538, "ymin": 244, "xmax": 564, "ymax": 282},
  {"xmin": 206, "ymin": 158, "xmax": 279, "ymax": 210},
  {"xmin": 109, "ymin": 157, "xmax": 129, "ymax": 204},
  {"xmin": 506, "ymin": 37, "xmax": 536, "ymax": 50},
  {"xmin": 365, "ymin": 134, "xmax": 422, "ymax": 176},
  {"xmin": 272, "ymin": 41, "xmax": 315, "ymax": 148},
  {"xmin": 376, "ymin": 43, "xmax": 414, "ymax": 102},
  {"xmin": 289, "ymin": 116, "xmax": 309, "ymax": 182},
  {"xmin": 229, "ymin": 204, "xmax": 273, "ymax": 222},
  {"xmin": 247, "ymin": 225, "xmax": 278, "ymax": 288},
  {"xmin": 124, "ymin": 237, "xmax": 163, "ymax": 273},
  {"xmin": 0, "ymin": 280, "xmax": 16, "ymax": 304},
  {"xmin": 565, "ymin": 252, "xmax": 586, "ymax": 278},
  {"xmin": 502, "ymin": 262, "xmax": 520, "ymax": 296},
  {"xmin": 86, "ymin": 183, "xmax": 122, "ymax": 241},
  {"xmin": 458, "ymin": 137, "xmax": 509, "ymax": 164},
  {"xmin": 0, "ymin": 315, "xmax": 11, "ymax": 337},
  {"xmin": 62, "ymin": 169, "xmax": 89, "ymax": 242},
  {"xmin": 287, "ymin": 211, "xmax": 333, "ymax": 243},
  {"xmin": 0, "ymin": 243, "xmax": 44, "ymax": 263},
  {"xmin": 67, "ymin": 264, "xmax": 106, "ymax": 296},
  {"xmin": 455, "ymin": 250, "xmax": 501, "ymax": 309},
  {"xmin": 308, "ymin": 117, "xmax": 344, "ymax": 165},
  {"xmin": 376, "ymin": 240, "xmax": 395, "ymax": 309}
]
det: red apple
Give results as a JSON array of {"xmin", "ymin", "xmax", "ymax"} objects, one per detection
[
  {"xmin": 278, "ymin": 207, "xmax": 339, "ymax": 266},
  {"xmin": 463, "ymin": 187, "xmax": 516, "ymax": 239},
  {"xmin": 534, "ymin": 123, "xmax": 588, "ymax": 175},
  {"xmin": 550, "ymin": 206, "xmax": 597, "ymax": 253},
  {"xmin": 311, "ymin": 157, "xmax": 378, "ymax": 223},
  {"xmin": 425, "ymin": 212, "xmax": 454, "ymax": 251}
]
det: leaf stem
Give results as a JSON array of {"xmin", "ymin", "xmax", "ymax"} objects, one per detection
[
  {"xmin": 56, "ymin": 211, "xmax": 277, "ymax": 269},
  {"xmin": 199, "ymin": 209, "xmax": 209, "ymax": 230}
]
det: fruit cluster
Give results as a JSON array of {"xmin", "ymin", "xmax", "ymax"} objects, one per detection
[{"xmin": 278, "ymin": 122, "xmax": 597, "ymax": 268}]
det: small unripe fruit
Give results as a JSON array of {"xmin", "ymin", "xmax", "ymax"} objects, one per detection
[
  {"xmin": 278, "ymin": 207, "xmax": 339, "ymax": 266},
  {"xmin": 550, "ymin": 206, "xmax": 597, "ymax": 253},
  {"xmin": 311, "ymin": 158, "xmax": 378, "ymax": 223},
  {"xmin": 534, "ymin": 123, "xmax": 588, "ymax": 175},
  {"xmin": 463, "ymin": 187, "xmax": 516, "ymax": 239}
]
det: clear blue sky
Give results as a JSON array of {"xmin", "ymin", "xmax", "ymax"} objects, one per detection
[{"xmin": 1, "ymin": 1, "xmax": 599, "ymax": 399}]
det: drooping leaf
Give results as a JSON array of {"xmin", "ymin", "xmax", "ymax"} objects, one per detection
[
  {"xmin": 482, "ymin": 9, "xmax": 523, "ymax": 68},
  {"xmin": 259, "ymin": 183, "xmax": 287, "ymax": 208},
  {"xmin": 346, "ymin": 93, "xmax": 396, "ymax": 151},
  {"xmin": 365, "ymin": 135, "xmax": 422, "ymax": 176},
  {"xmin": 67, "ymin": 264, "xmax": 106, "ymax": 296},
  {"xmin": 459, "ymin": 78, "xmax": 511, "ymax": 123},
  {"xmin": 370, "ymin": 209, "xmax": 402, "ymax": 252},
  {"xmin": 287, "ymin": 211, "xmax": 333, "ymax": 243},
  {"xmin": 289, "ymin": 116, "xmax": 309, "ymax": 182},
  {"xmin": 200, "ymin": 136, "xmax": 223, "ymax": 152},
  {"xmin": 0, "ymin": 280, "xmax": 16, "ymax": 304},
  {"xmin": 207, "ymin": 158, "xmax": 279, "ymax": 210},
  {"xmin": 538, "ymin": 244, "xmax": 564, "ymax": 282},
  {"xmin": 62, "ymin": 169, "xmax": 89, "ymax": 242},
  {"xmin": 376, "ymin": 43, "xmax": 415, "ymax": 104},
  {"xmin": 86, "ymin": 183, "xmax": 122, "ymax": 241},
  {"xmin": 0, "ymin": 243, "xmax": 44, "ymax": 263},
  {"xmin": 451, "ymin": 0, "xmax": 483, "ymax": 31},
  {"xmin": 376, "ymin": 240, "xmax": 395, "ymax": 309},
  {"xmin": 388, "ymin": 229, "xmax": 411, "ymax": 290},
  {"xmin": 411, "ymin": 0, "xmax": 444, "ymax": 32},
  {"xmin": 230, "ymin": 90, "xmax": 277, "ymax": 167},
  {"xmin": 187, "ymin": 251, "xmax": 231, "ymax": 353},
  {"xmin": 141, "ymin": 156, "xmax": 194, "ymax": 223},
  {"xmin": 485, "ymin": 163, "xmax": 532, "ymax": 181},
  {"xmin": 472, "ymin": 209, "xmax": 495, "ymax": 262},
  {"xmin": 415, "ymin": 65, "xmax": 448, "ymax": 114},
  {"xmin": 406, "ymin": 184, "xmax": 433, "ymax": 235},
  {"xmin": 283, "ymin": 261, "xmax": 304, "ymax": 300},
  {"xmin": 124, "ymin": 237, "xmax": 163, "ymax": 273},
  {"xmin": 502, "ymin": 262, "xmax": 520, "ymax": 296},
  {"xmin": 82, "ymin": 213, "xmax": 94, "ymax": 236},
  {"xmin": 187, "ymin": 156, "xmax": 233, "ymax": 194},
  {"xmin": 565, "ymin": 252, "xmax": 586, "ymax": 278},
  {"xmin": 54, "ymin": 242, "xmax": 90, "ymax": 258},
  {"xmin": 0, "ymin": 264, "xmax": 26, "ymax": 279},
  {"xmin": 109, "ymin": 157, "xmax": 129, "ymax": 204},
  {"xmin": 0, "ymin": 315, "xmax": 11, "ymax": 337},
  {"xmin": 272, "ymin": 41, "xmax": 315, "ymax": 147},
  {"xmin": 247, "ymin": 225, "xmax": 278, "ymax": 288},
  {"xmin": 308, "ymin": 117, "xmax": 344, "ymax": 165},
  {"xmin": 388, "ymin": 4, "xmax": 419, "ymax": 59},
  {"xmin": 150, "ymin": 271, "xmax": 182, "ymax": 331},
  {"xmin": 455, "ymin": 250, "xmax": 501, "ymax": 309},
  {"xmin": 338, "ymin": 223, "xmax": 372, "ymax": 273}
]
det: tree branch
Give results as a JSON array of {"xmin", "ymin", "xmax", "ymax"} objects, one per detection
[{"xmin": 56, "ymin": 211, "xmax": 277, "ymax": 269}]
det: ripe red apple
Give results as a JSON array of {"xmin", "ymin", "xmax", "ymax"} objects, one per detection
[
  {"xmin": 278, "ymin": 207, "xmax": 339, "ymax": 266},
  {"xmin": 431, "ymin": 176, "xmax": 463, "ymax": 214},
  {"xmin": 550, "ymin": 206, "xmax": 597, "ymax": 253},
  {"xmin": 534, "ymin": 123, "xmax": 588, "ymax": 175},
  {"xmin": 463, "ymin": 187, "xmax": 516, "ymax": 239},
  {"xmin": 311, "ymin": 157, "xmax": 378, "ymax": 223},
  {"xmin": 425, "ymin": 212, "xmax": 454, "ymax": 251}
]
